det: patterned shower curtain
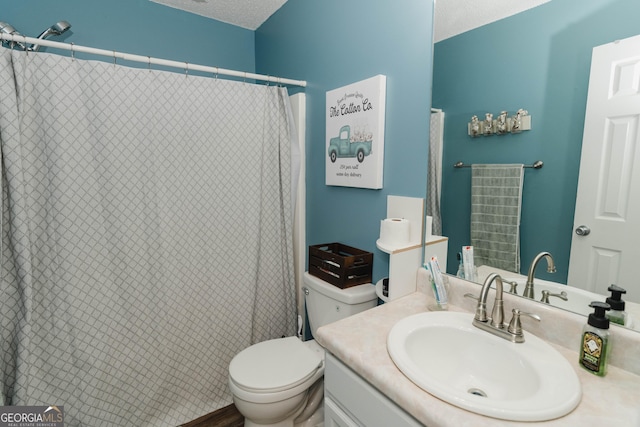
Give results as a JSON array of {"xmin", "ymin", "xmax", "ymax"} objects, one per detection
[{"xmin": 0, "ymin": 47, "xmax": 297, "ymax": 426}]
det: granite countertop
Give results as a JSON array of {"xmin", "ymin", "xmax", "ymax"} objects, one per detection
[{"xmin": 315, "ymin": 288, "xmax": 640, "ymax": 427}]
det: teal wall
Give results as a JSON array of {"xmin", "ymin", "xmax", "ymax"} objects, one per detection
[
  {"xmin": 5, "ymin": 0, "xmax": 434, "ymax": 284},
  {"xmin": 433, "ymin": 0, "xmax": 640, "ymax": 282},
  {"xmin": 8, "ymin": 0, "xmax": 638, "ymax": 286},
  {"xmin": 256, "ymin": 0, "xmax": 434, "ymax": 282},
  {"xmin": 3, "ymin": 0, "xmax": 255, "ymax": 72}
]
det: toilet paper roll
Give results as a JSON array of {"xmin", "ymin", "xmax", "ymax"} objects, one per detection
[{"xmin": 379, "ymin": 218, "xmax": 411, "ymax": 247}]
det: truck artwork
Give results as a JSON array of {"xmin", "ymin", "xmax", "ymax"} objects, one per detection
[{"xmin": 328, "ymin": 125, "xmax": 372, "ymax": 163}]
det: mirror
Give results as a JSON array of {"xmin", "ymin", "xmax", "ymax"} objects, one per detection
[
  {"xmin": 430, "ymin": 0, "xmax": 640, "ymax": 331},
  {"xmin": 472, "ymin": 265, "xmax": 639, "ymax": 331}
]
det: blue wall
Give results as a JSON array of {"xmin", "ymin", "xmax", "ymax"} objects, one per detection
[
  {"xmin": 433, "ymin": 0, "xmax": 640, "ymax": 282},
  {"xmin": 3, "ymin": 0, "xmax": 255, "ymax": 72},
  {"xmin": 9, "ymin": 0, "xmax": 638, "ymax": 286},
  {"xmin": 256, "ymin": 0, "xmax": 434, "ymax": 282},
  {"xmin": 4, "ymin": 0, "xmax": 434, "ymax": 285}
]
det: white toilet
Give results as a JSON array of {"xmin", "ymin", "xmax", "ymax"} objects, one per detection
[{"xmin": 228, "ymin": 271, "xmax": 378, "ymax": 427}]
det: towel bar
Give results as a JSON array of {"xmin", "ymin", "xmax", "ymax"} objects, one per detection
[{"xmin": 453, "ymin": 160, "xmax": 543, "ymax": 169}]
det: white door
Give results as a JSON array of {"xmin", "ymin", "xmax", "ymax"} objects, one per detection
[{"xmin": 567, "ymin": 34, "xmax": 640, "ymax": 303}]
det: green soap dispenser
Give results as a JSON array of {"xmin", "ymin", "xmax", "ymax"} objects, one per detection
[
  {"xmin": 579, "ymin": 302, "xmax": 611, "ymax": 376},
  {"xmin": 606, "ymin": 285, "xmax": 628, "ymax": 326}
]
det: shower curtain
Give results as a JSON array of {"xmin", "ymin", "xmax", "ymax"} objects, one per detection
[
  {"xmin": 0, "ymin": 48, "xmax": 297, "ymax": 426},
  {"xmin": 427, "ymin": 109, "xmax": 444, "ymax": 236}
]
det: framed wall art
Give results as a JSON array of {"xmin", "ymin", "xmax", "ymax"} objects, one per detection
[{"xmin": 325, "ymin": 75, "xmax": 387, "ymax": 189}]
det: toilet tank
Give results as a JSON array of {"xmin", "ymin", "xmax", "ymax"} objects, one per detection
[{"xmin": 303, "ymin": 272, "xmax": 378, "ymax": 337}]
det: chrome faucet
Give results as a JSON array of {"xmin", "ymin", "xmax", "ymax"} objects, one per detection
[
  {"xmin": 474, "ymin": 273, "xmax": 505, "ymax": 326},
  {"xmin": 467, "ymin": 273, "xmax": 540, "ymax": 343},
  {"xmin": 523, "ymin": 251, "xmax": 556, "ymax": 299},
  {"xmin": 505, "ymin": 279, "xmax": 519, "ymax": 295}
]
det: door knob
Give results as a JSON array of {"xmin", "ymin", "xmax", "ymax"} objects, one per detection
[{"xmin": 575, "ymin": 225, "xmax": 591, "ymax": 236}]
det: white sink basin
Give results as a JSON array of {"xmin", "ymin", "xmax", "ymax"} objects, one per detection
[{"xmin": 387, "ymin": 311, "xmax": 581, "ymax": 421}]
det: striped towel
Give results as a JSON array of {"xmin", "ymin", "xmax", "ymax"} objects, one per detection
[{"xmin": 470, "ymin": 164, "xmax": 524, "ymax": 273}]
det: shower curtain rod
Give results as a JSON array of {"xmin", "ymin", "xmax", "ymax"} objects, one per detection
[{"xmin": 0, "ymin": 33, "xmax": 307, "ymax": 87}]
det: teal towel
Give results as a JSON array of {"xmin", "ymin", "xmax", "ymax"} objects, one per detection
[{"xmin": 470, "ymin": 164, "xmax": 524, "ymax": 273}]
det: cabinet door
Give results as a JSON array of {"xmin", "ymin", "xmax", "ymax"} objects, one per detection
[
  {"xmin": 324, "ymin": 353, "xmax": 423, "ymax": 427},
  {"xmin": 325, "ymin": 397, "xmax": 360, "ymax": 427}
]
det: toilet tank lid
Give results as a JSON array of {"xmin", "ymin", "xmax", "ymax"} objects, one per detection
[{"xmin": 303, "ymin": 272, "xmax": 377, "ymax": 304}]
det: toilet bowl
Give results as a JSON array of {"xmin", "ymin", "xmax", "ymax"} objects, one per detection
[{"xmin": 228, "ymin": 272, "xmax": 378, "ymax": 427}]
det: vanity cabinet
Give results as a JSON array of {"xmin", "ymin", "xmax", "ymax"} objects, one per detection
[{"xmin": 324, "ymin": 353, "xmax": 422, "ymax": 427}]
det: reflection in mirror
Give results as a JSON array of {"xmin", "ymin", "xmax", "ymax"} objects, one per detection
[
  {"xmin": 472, "ymin": 266, "xmax": 640, "ymax": 332},
  {"xmin": 429, "ymin": 0, "xmax": 640, "ymax": 331}
]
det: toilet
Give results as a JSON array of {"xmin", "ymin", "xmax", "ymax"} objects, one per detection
[{"xmin": 228, "ymin": 271, "xmax": 378, "ymax": 427}]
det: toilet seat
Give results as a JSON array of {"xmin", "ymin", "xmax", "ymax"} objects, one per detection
[{"xmin": 229, "ymin": 337, "xmax": 323, "ymax": 394}]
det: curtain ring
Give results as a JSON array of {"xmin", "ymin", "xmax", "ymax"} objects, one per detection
[
  {"xmin": 23, "ymin": 35, "xmax": 28, "ymax": 54},
  {"xmin": 70, "ymin": 42, "xmax": 75, "ymax": 60},
  {"xmin": 185, "ymin": 62, "xmax": 189, "ymax": 77},
  {"xmin": 147, "ymin": 56, "xmax": 151, "ymax": 71},
  {"xmin": 113, "ymin": 50, "xmax": 117, "ymax": 66},
  {"xmin": 266, "ymin": 75, "xmax": 271, "ymax": 86},
  {"xmin": 214, "ymin": 67, "xmax": 219, "ymax": 80},
  {"xmin": 11, "ymin": 33, "xmax": 19, "ymax": 52},
  {"xmin": 10, "ymin": 33, "xmax": 24, "ymax": 51}
]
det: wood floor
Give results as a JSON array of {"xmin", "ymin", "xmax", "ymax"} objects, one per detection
[{"xmin": 180, "ymin": 404, "xmax": 244, "ymax": 427}]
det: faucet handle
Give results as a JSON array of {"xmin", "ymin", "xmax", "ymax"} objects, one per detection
[
  {"xmin": 540, "ymin": 290, "xmax": 568, "ymax": 304},
  {"xmin": 505, "ymin": 280, "xmax": 518, "ymax": 295},
  {"xmin": 464, "ymin": 293, "xmax": 479, "ymax": 302},
  {"xmin": 507, "ymin": 308, "xmax": 541, "ymax": 337}
]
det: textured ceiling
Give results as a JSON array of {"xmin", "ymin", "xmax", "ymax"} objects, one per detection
[
  {"xmin": 433, "ymin": 0, "xmax": 551, "ymax": 42},
  {"xmin": 149, "ymin": 0, "xmax": 288, "ymax": 30},
  {"xmin": 150, "ymin": 0, "xmax": 551, "ymax": 37}
]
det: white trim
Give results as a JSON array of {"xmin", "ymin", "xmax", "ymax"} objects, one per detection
[{"xmin": 289, "ymin": 93, "xmax": 307, "ymax": 334}]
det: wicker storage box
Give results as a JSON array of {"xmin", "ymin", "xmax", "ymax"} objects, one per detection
[{"xmin": 308, "ymin": 243, "xmax": 373, "ymax": 289}]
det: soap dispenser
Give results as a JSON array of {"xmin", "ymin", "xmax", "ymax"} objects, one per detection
[
  {"xmin": 579, "ymin": 302, "xmax": 611, "ymax": 377},
  {"xmin": 606, "ymin": 284, "xmax": 628, "ymax": 326}
]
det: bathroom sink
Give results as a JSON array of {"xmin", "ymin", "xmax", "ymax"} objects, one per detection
[{"xmin": 387, "ymin": 311, "xmax": 581, "ymax": 421}]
